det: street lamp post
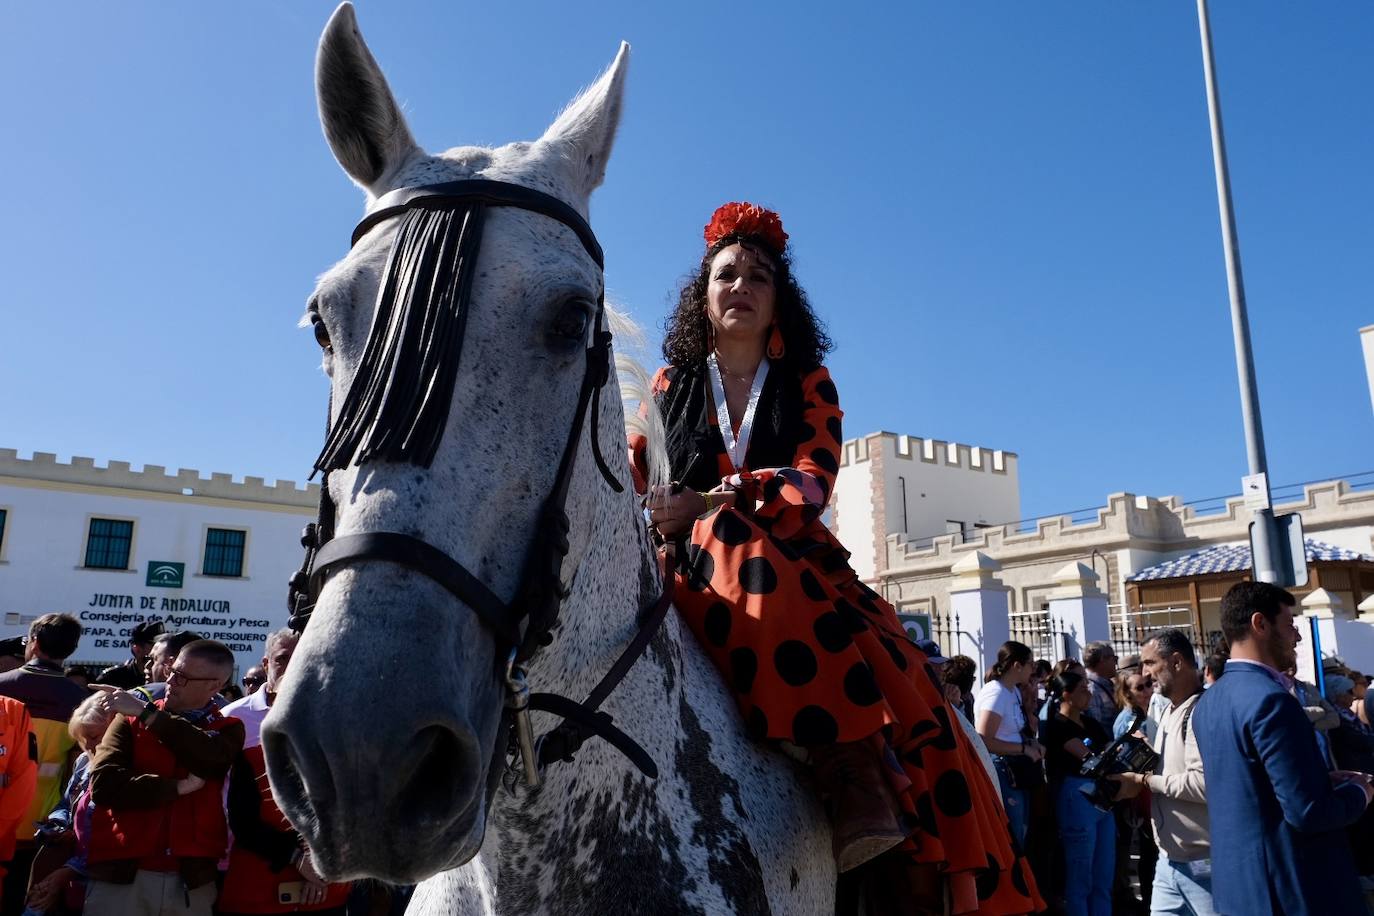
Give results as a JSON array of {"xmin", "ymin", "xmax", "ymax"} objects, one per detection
[{"xmin": 1196, "ymin": 0, "xmax": 1283, "ymax": 583}]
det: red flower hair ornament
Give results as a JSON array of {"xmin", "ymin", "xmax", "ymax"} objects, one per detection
[{"xmin": 703, "ymin": 202, "xmax": 788, "ymax": 254}]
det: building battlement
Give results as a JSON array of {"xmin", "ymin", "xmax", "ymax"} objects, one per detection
[
  {"xmin": 0, "ymin": 448, "xmax": 318, "ymax": 508},
  {"xmin": 840, "ymin": 431, "xmax": 1016, "ymax": 475}
]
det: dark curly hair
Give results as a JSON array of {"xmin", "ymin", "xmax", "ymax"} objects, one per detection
[{"xmin": 662, "ymin": 234, "xmax": 833, "ymax": 372}]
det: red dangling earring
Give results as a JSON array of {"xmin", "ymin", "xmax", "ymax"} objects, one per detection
[{"xmin": 767, "ymin": 322, "xmax": 785, "ymax": 359}]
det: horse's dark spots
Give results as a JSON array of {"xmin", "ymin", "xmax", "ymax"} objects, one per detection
[
  {"xmin": 790, "ymin": 867, "xmax": 800, "ymax": 890},
  {"xmin": 676, "ymin": 697, "xmax": 772, "ymax": 916}
]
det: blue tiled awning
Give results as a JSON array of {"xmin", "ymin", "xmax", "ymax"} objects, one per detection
[{"xmin": 1126, "ymin": 539, "xmax": 1373, "ymax": 583}]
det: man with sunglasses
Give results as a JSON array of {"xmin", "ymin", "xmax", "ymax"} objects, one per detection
[{"xmin": 84, "ymin": 640, "xmax": 244, "ymax": 916}]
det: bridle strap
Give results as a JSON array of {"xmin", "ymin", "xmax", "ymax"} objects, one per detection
[
  {"xmin": 353, "ymin": 179, "xmax": 603, "ymax": 266},
  {"xmin": 309, "ymin": 532, "xmax": 521, "ymax": 649}
]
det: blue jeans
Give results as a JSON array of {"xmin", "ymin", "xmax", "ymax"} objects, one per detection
[
  {"xmin": 993, "ymin": 756, "xmax": 1028, "ymax": 847},
  {"xmin": 1151, "ymin": 857, "xmax": 1218, "ymax": 916},
  {"xmin": 1056, "ymin": 777, "xmax": 1114, "ymax": 916}
]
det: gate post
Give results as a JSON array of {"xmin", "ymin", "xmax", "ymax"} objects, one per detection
[
  {"xmin": 948, "ymin": 551, "xmax": 1010, "ymax": 682},
  {"xmin": 1047, "ymin": 561, "xmax": 1110, "ymax": 663}
]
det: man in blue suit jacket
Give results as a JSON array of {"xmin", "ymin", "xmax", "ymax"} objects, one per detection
[{"xmin": 1194, "ymin": 581, "xmax": 1373, "ymax": 915}]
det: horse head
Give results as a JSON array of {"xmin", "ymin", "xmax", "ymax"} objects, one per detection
[{"xmin": 261, "ymin": 2, "xmax": 629, "ymax": 883}]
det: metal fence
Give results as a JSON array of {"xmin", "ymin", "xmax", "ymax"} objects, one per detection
[{"xmin": 1109, "ymin": 615, "xmax": 1224, "ymax": 664}]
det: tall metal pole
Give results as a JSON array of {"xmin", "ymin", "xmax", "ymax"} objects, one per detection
[{"xmin": 1196, "ymin": 0, "xmax": 1281, "ymax": 582}]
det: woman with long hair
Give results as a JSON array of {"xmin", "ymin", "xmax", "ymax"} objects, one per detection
[
  {"xmin": 974, "ymin": 641, "xmax": 1044, "ymax": 848},
  {"xmin": 629, "ymin": 202, "xmax": 1041, "ymax": 914},
  {"xmin": 1042, "ymin": 671, "xmax": 1114, "ymax": 916}
]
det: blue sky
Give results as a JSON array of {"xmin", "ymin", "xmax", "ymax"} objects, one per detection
[{"xmin": 2, "ymin": 2, "xmax": 1371, "ymax": 525}]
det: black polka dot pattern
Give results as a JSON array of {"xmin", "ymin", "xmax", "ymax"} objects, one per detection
[
  {"xmin": 1011, "ymin": 859, "xmax": 1029, "ymax": 896},
  {"xmin": 929, "ymin": 705, "xmax": 958, "ymax": 751},
  {"xmin": 915, "ymin": 791, "xmax": 939, "ymax": 838},
  {"xmin": 683, "ymin": 544, "xmax": 714, "ymax": 592},
  {"xmin": 711, "ymin": 509, "xmax": 751, "ymax": 546},
  {"xmin": 976, "ymin": 854, "xmax": 1001, "ymax": 901},
  {"xmin": 826, "ymin": 415, "xmax": 842, "ymax": 444},
  {"xmin": 814, "ymin": 377, "xmax": 839, "ymax": 405},
  {"xmin": 729, "ymin": 647, "xmax": 758, "ymax": 694},
  {"xmin": 774, "ymin": 640, "xmax": 819, "ymax": 687},
  {"xmin": 702, "ymin": 602, "xmax": 731, "ymax": 648},
  {"xmin": 880, "ymin": 636, "xmax": 910, "ymax": 671},
  {"xmin": 843, "ymin": 662, "xmax": 882, "ymax": 706},
  {"xmin": 792, "ymin": 705, "xmax": 839, "ymax": 745},
  {"xmin": 746, "ymin": 706, "xmax": 769, "ymax": 740},
  {"xmin": 810, "ymin": 447, "xmax": 839, "ymax": 475},
  {"xmin": 933, "ymin": 769, "xmax": 972, "ymax": 818},
  {"xmin": 799, "ymin": 569, "xmax": 827, "ymax": 601},
  {"xmin": 740, "ymin": 556, "xmax": 778, "ymax": 595},
  {"xmin": 834, "ymin": 598, "xmax": 868, "ymax": 634},
  {"xmin": 811, "ymin": 612, "xmax": 853, "ymax": 653}
]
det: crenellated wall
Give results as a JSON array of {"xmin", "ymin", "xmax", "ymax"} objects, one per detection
[
  {"xmin": 833, "ymin": 431, "xmax": 1021, "ymax": 580},
  {"xmin": 875, "ymin": 478, "xmax": 1374, "ymax": 626},
  {"xmin": 0, "ymin": 448, "xmax": 318, "ymax": 509}
]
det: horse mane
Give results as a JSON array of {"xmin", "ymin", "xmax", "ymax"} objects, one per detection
[{"xmin": 607, "ymin": 305, "xmax": 668, "ymax": 491}]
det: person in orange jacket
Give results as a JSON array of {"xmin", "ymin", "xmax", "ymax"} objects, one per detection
[{"xmin": 0, "ymin": 696, "xmax": 38, "ymax": 890}]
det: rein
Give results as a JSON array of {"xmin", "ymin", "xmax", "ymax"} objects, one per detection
[{"xmin": 286, "ymin": 178, "xmax": 669, "ymax": 788}]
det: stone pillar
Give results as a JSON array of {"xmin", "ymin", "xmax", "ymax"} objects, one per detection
[
  {"xmin": 947, "ymin": 551, "xmax": 1010, "ymax": 682},
  {"xmin": 1046, "ymin": 561, "xmax": 1110, "ymax": 663},
  {"xmin": 1298, "ymin": 588, "xmax": 1346, "ymax": 681}
]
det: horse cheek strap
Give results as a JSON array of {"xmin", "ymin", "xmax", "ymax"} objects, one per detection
[{"xmin": 287, "ymin": 180, "xmax": 661, "ymax": 790}]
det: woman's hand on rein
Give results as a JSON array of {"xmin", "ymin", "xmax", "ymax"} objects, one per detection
[{"xmin": 645, "ymin": 485, "xmax": 705, "ymax": 536}]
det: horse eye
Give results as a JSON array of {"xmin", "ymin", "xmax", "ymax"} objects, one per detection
[
  {"xmin": 548, "ymin": 298, "xmax": 593, "ymax": 347},
  {"xmin": 311, "ymin": 314, "xmax": 333, "ymax": 353}
]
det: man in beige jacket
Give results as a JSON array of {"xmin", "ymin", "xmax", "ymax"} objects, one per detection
[{"xmin": 1111, "ymin": 628, "xmax": 1215, "ymax": 916}]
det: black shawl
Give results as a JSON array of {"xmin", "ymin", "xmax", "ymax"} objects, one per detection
[{"xmin": 656, "ymin": 360, "xmax": 805, "ymax": 494}]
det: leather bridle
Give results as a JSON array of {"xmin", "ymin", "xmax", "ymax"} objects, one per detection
[{"xmin": 286, "ymin": 179, "xmax": 671, "ymax": 789}]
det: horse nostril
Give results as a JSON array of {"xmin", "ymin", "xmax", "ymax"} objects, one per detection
[
  {"xmin": 394, "ymin": 725, "xmax": 470, "ymax": 826},
  {"xmin": 263, "ymin": 727, "xmax": 329, "ymax": 822}
]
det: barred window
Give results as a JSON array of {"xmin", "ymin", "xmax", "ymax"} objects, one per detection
[
  {"xmin": 203, "ymin": 528, "xmax": 246, "ymax": 578},
  {"xmin": 85, "ymin": 518, "xmax": 133, "ymax": 570},
  {"xmin": 0, "ymin": 509, "xmax": 6, "ymax": 553}
]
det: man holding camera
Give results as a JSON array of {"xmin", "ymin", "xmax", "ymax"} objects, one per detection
[{"xmin": 1110, "ymin": 628, "xmax": 1214, "ymax": 916}]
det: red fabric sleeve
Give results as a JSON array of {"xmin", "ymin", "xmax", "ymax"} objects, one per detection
[{"xmin": 729, "ymin": 366, "xmax": 843, "ymax": 540}]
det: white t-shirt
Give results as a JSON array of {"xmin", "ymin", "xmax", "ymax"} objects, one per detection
[{"xmin": 974, "ymin": 680, "xmax": 1026, "ymax": 744}]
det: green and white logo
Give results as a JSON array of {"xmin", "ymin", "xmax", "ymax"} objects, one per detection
[
  {"xmin": 898, "ymin": 612, "xmax": 932, "ymax": 643},
  {"xmin": 146, "ymin": 562, "xmax": 185, "ymax": 588}
]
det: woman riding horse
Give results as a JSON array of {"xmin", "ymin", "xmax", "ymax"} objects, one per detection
[{"xmin": 631, "ymin": 202, "xmax": 1043, "ymax": 914}]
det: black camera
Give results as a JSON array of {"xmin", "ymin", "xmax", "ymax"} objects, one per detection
[{"xmin": 1077, "ymin": 712, "xmax": 1159, "ymax": 811}]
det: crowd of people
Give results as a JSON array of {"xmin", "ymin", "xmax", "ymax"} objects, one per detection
[
  {"xmin": 919, "ymin": 580, "xmax": 1374, "ymax": 916},
  {"xmin": 0, "ymin": 615, "xmax": 411, "ymax": 916}
]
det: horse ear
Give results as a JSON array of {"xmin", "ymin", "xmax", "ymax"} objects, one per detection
[
  {"xmin": 538, "ymin": 42, "xmax": 630, "ymax": 198},
  {"xmin": 315, "ymin": 3, "xmax": 419, "ymax": 196}
]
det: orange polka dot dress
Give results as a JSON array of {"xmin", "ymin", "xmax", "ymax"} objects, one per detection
[{"xmin": 630, "ymin": 362, "xmax": 1043, "ymax": 915}]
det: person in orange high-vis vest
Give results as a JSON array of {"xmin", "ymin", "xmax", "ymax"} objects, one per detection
[
  {"xmin": 86, "ymin": 640, "xmax": 244, "ymax": 916},
  {"xmin": 0, "ymin": 696, "xmax": 37, "ymax": 889},
  {"xmin": 219, "ymin": 629, "xmax": 349, "ymax": 915}
]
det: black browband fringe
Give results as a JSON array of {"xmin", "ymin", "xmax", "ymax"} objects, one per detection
[{"xmin": 314, "ymin": 204, "xmax": 485, "ymax": 473}]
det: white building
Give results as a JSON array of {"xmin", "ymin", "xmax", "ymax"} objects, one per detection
[
  {"xmin": 0, "ymin": 449, "xmax": 317, "ymax": 678},
  {"xmin": 831, "ymin": 432, "xmax": 1020, "ymax": 581}
]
